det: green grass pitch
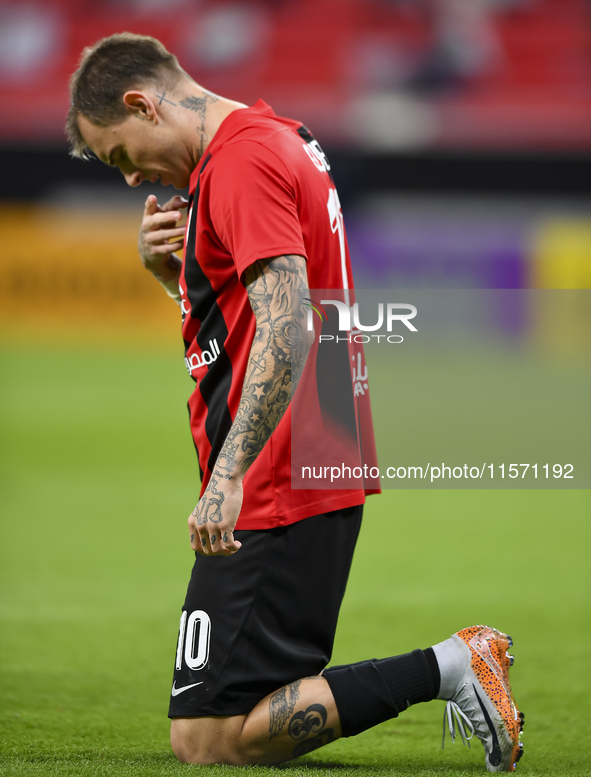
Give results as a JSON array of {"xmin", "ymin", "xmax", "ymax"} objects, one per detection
[{"xmin": 1, "ymin": 342, "xmax": 589, "ymax": 776}]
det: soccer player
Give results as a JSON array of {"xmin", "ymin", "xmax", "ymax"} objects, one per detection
[{"xmin": 67, "ymin": 33, "xmax": 523, "ymax": 771}]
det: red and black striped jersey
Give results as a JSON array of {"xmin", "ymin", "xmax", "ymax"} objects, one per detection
[{"xmin": 179, "ymin": 100, "xmax": 377, "ymax": 530}]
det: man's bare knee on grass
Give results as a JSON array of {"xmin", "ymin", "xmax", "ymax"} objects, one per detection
[
  {"xmin": 170, "ymin": 715, "xmax": 249, "ymax": 765},
  {"xmin": 170, "ymin": 676, "xmax": 341, "ymax": 765}
]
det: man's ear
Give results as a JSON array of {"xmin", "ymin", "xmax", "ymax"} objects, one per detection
[{"xmin": 122, "ymin": 91, "xmax": 158, "ymax": 123}]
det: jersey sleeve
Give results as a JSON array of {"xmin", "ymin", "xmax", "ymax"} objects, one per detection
[{"xmin": 208, "ymin": 139, "xmax": 307, "ymax": 280}]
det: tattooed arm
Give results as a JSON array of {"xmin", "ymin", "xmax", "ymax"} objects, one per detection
[{"xmin": 188, "ymin": 254, "xmax": 313, "ymax": 556}]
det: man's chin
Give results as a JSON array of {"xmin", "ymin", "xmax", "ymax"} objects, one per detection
[{"xmin": 169, "ymin": 175, "xmax": 190, "ymax": 190}]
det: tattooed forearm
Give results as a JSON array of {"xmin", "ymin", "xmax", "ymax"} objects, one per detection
[
  {"xmin": 269, "ymin": 680, "xmax": 301, "ymax": 739},
  {"xmin": 215, "ymin": 255, "xmax": 311, "ymax": 478}
]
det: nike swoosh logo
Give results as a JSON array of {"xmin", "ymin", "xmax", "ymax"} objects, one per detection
[
  {"xmin": 171, "ymin": 681, "xmax": 203, "ymax": 697},
  {"xmin": 473, "ymin": 685, "xmax": 503, "ymax": 767}
]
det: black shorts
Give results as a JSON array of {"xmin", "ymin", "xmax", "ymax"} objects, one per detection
[{"xmin": 168, "ymin": 503, "xmax": 363, "ymax": 718}]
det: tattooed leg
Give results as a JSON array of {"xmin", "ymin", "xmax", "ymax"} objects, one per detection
[{"xmin": 170, "ymin": 675, "xmax": 341, "ymax": 765}]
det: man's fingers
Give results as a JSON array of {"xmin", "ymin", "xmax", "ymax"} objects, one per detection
[
  {"xmin": 139, "ymin": 212, "xmax": 185, "ymax": 270},
  {"xmin": 221, "ymin": 542, "xmax": 242, "ymax": 556},
  {"xmin": 144, "ymin": 225, "xmax": 186, "ymax": 241},
  {"xmin": 144, "ymin": 226, "xmax": 186, "ymax": 245},
  {"xmin": 143, "ymin": 240, "xmax": 183, "ymax": 254},
  {"xmin": 198, "ymin": 526, "xmax": 216, "ymax": 556},
  {"xmin": 143, "ymin": 241, "xmax": 183, "ymax": 257},
  {"xmin": 191, "ymin": 529, "xmax": 209, "ymax": 556},
  {"xmin": 190, "ymin": 524, "xmax": 242, "ymax": 557},
  {"xmin": 143, "ymin": 211, "xmax": 183, "ymax": 232},
  {"xmin": 162, "ymin": 195, "xmax": 189, "ymax": 212},
  {"xmin": 144, "ymin": 194, "xmax": 160, "ymax": 216},
  {"xmin": 219, "ymin": 530, "xmax": 242, "ymax": 554},
  {"xmin": 211, "ymin": 527, "xmax": 242, "ymax": 556},
  {"xmin": 140, "ymin": 197, "xmax": 187, "ymax": 273},
  {"xmin": 200, "ymin": 532, "xmax": 210, "ymax": 555}
]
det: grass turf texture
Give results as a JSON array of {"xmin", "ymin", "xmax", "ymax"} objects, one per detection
[{"xmin": 1, "ymin": 342, "xmax": 589, "ymax": 776}]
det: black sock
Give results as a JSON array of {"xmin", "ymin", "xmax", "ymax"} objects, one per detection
[
  {"xmin": 324, "ymin": 649, "xmax": 439, "ymax": 738},
  {"xmin": 423, "ymin": 646, "xmax": 441, "ymax": 695}
]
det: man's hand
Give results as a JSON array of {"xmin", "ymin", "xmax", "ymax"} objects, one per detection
[
  {"xmin": 188, "ymin": 472, "xmax": 243, "ymax": 557},
  {"xmin": 138, "ymin": 194, "xmax": 188, "ymax": 283}
]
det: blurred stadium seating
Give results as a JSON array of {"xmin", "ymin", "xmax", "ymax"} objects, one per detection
[
  {"xmin": 1, "ymin": 0, "xmax": 590, "ymax": 148},
  {"xmin": 0, "ymin": 0, "xmax": 590, "ymax": 339}
]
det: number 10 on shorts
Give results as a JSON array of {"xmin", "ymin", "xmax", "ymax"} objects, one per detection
[{"xmin": 176, "ymin": 610, "xmax": 211, "ymax": 671}]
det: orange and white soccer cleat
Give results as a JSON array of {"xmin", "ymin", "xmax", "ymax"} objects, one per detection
[{"xmin": 436, "ymin": 625, "xmax": 524, "ymax": 771}]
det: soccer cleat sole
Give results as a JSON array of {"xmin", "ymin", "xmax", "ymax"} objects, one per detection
[
  {"xmin": 510, "ymin": 710, "xmax": 525, "ymax": 770},
  {"xmin": 494, "ymin": 633, "xmax": 523, "ymax": 772},
  {"xmin": 501, "ymin": 637, "xmax": 523, "ymax": 772}
]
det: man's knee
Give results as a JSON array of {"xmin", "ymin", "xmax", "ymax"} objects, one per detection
[{"xmin": 170, "ymin": 715, "xmax": 252, "ymax": 765}]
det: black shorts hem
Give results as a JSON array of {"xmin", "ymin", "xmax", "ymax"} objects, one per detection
[{"xmin": 168, "ymin": 697, "xmax": 265, "ymax": 719}]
